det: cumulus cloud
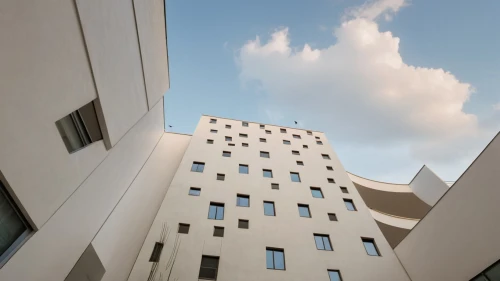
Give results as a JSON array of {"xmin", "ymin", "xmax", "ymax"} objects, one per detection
[{"xmin": 237, "ymin": 0, "xmax": 498, "ymax": 180}]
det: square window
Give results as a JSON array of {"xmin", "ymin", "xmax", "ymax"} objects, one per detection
[
  {"xmin": 263, "ymin": 169, "xmax": 273, "ymax": 178},
  {"xmin": 328, "ymin": 270, "xmax": 343, "ymax": 281},
  {"xmin": 199, "ymin": 256, "xmax": 220, "ymax": 280},
  {"xmin": 328, "ymin": 178, "xmax": 335, "ymax": 183},
  {"xmin": 239, "ymin": 164, "xmax": 249, "ymax": 174},
  {"xmin": 311, "ymin": 187, "xmax": 324, "ymax": 198},
  {"xmin": 208, "ymin": 203, "xmax": 225, "ymax": 220},
  {"xmin": 322, "ymin": 154, "xmax": 331, "ymax": 160},
  {"xmin": 340, "ymin": 187, "xmax": 349, "ymax": 194},
  {"xmin": 228, "ymin": 143, "xmax": 235, "ymax": 147},
  {"xmin": 314, "ymin": 234, "xmax": 333, "ymax": 251},
  {"xmin": 214, "ymin": 226, "xmax": 224, "ymax": 237},
  {"xmin": 266, "ymin": 248, "xmax": 285, "ymax": 270},
  {"xmin": 271, "ymin": 183, "xmax": 279, "ymax": 190},
  {"xmin": 303, "ymin": 145, "xmax": 308, "ymax": 149},
  {"xmin": 239, "ymin": 133, "xmax": 248, "ymax": 138},
  {"xmin": 207, "ymin": 139, "xmax": 214, "ymax": 144},
  {"xmin": 210, "ymin": 129, "xmax": 218, "ymax": 133},
  {"xmin": 210, "ymin": 118, "xmax": 217, "ymax": 124},
  {"xmin": 178, "ymin": 223, "xmax": 190, "ymax": 234},
  {"xmin": 222, "ymin": 151, "xmax": 231, "ymax": 157},
  {"xmin": 242, "ymin": 121, "xmax": 249, "ymax": 127},
  {"xmin": 283, "ymin": 140, "xmax": 291, "ymax": 145},
  {"xmin": 237, "ymin": 194, "xmax": 250, "ymax": 207},
  {"xmin": 307, "ymin": 131, "xmax": 312, "ymax": 135},
  {"xmin": 280, "ymin": 128, "xmax": 287, "ymax": 133},
  {"xmin": 260, "ymin": 124, "xmax": 265, "ymax": 129},
  {"xmin": 225, "ymin": 124, "xmax": 231, "ymax": 129},
  {"xmin": 260, "ymin": 138, "xmax": 267, "ymax": 143},
  {"xmin": 344, "ymin": 199, "xmax": 357, "ymax": 211},
  {"xmin": 238, "ymin": 219, "xmax": 249, "ymax": 229},
  {"xmin": 298, "ymin": 204, "xmax": 311, "ymax": 218},
  {"xmin": 242, "ymin": 143, "xmax": 249, "ymax": 147},
  {"xmin": 362, "ymin": 238, "xmax": 380, "ymax": 256},
  {"xmin": 317, "ymin": 141, "xmax": 323, "ymax": 145},
  {"xmin": 260, "ymin": 151, "xmax": 270, "ymax": 158},
  {"xmin": 191, "ymin": 162, "xmax": 205, "ymax": 173},
  {"xmin": 290, "ymin": 172, "xmax": 301, "ymax": 182},
  {"xmin": 328, "ymin": 213, "xmax": 338, "ymax": 221},
  {"xmin": 326, "ymin": 166, "xmax": 333, "ymax": 171},
  {"xmin": 296, "ymin": 161, "xmax": 304, "ymax": 166},
  {"xmin": 264, "ymin": 201, "xmax": 275, "ymax": 216},
  {"xmin": 225, "ymin": 136, "xmax": 232, "ymax": 141},
  {"xmin": 217, "ymin": 173, "xmax": 225, "ymax": 181},
  {"xmin": 265, "ymin": 130, "xmax": 271, "ymax": 134},
  {"xmin": 293, "ymin": 134, "xmax": 301, "ymax": 139},
  {"xmin": 292, "ymin": 150, "xmax": 300, "ymax": 155},
  {"xmin": 189, "ymin": 187, "xmax": 201, "ymax": 196}
]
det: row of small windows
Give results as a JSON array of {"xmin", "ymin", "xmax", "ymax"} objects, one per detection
[
  {"xmin": 211, "ymin": 131, "xmax": 323, "ymax": 145},
  {"xmin": 209, "ymin": 118, "xmax": 316, "ymax": 137},
  {"xmin": 220, "ymin": 149, "xmax": 331, "ymax": 161},
  {"xmin": 208, "ymin": 139, "xmax": 320, "ymax": 148}
]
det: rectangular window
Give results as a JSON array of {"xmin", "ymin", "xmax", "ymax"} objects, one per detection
[
  {"xmin": 237, "ymin": 194, "xmax": 250, "ymax": 207},
  {"xmin": 207, "ymin": 139, "xmax": 214, "ymax": 144},
  {"xmin": 293, "ymin": 134, "xmax": 301, "ymax": 139},
  {"xmin": 303, "ymin": 145, "xmax": 308, "ymax": 149},
  {"xmin": 328, "ymin": 270, "xmax": 343, "ymax": 281},
  {"xmin": 242, "ymin": 143, "xmax": 249, "ymax": 147},
  {"xmin": 265, "ymin": 130, "xmax": 271, "ymax": 134},
  {"xmin": 210, "ymin": 118, "xmax": 217, "ymax": 124},
  {"xmin": 225, "ymin": 136, "xmax": 232, "ymax": 141},
  {"xmin": 307, "ymin": 131, "xmax": 312, "ymax": 135},
  {"xmin": 260, "ymin": 151, "xmax": 270, "ymax": 158},
  {"xmin": 263, "ymin": 169, "xmax": 273, "ymax": 178},
  {"xmin": 340, "ymin": 187, "xmax": 348, "ymax": 193},
  {"xmin": 290, "ymin": 172, "xmax": 301, "ymax": 182},
  {"xmin": 225, "ymin": 124, "xmax": 231, "ymax": 129},
  {"xmin": 222, "ymin": 151, "xmax": 231, "ymax": 157},
  {"xmin": 191, "ymin": 162, "xmax": 205, "ymax": 173},
  {"xmin": 322, "ymin": 154, "xmax": 331, "ymax": 159},
  {"xmin": 344, "ymin": 199, "xmax": 357, "ymax": 211},
  {"xmin": 228, "ymin": 143, "xmax": 235, "ymax": 147},
  {"xmin": 238, "ymin": 219, "xmax": 249, "ymax": 229},
  {"xmin": 266, "ymin": 248, "xmax": 285, "ymax": 270},
  {"xmin": 0, "ymin": 181, "xmax": 31, "ymax": 262},
  {"xmin": 260, "ymin": 124, "xmax": 265, "ymax": 129},
  {"xmin": 296, "ymin": 161, "xmax": 304, "ymax": 166},
  {"xmin": 314, "ymin": 234, "xmax": 333, "ymax": 251},
  {"xmin": 315, "ymin": 136, "xmax": 320, "ymax": 139},
  {"xmin": 328, "ymin": 178, "xmax": 335, "ymax": 183},
  {"xmin": 239, "ymin": 164, "xmax": 249, "ymax": 174},
  {"xmin": 283, "ymin": 140, "xmax": 291, "ymax": 145},
  {"xmin": 326, "ymin": 166, "xmax": 333, "ymax": 171},
  {"xmin": 55, "ymin": 99, "xmax": 103, "ymax": 153},
  {"xmin": 280, "ymin": 128, "xmax": 287, "ymax": 133},
  {"xmin": 149, "ymin": 242, "xmax": 164, "ymax": 262},
  {"xmin": 260, "ymin": 138, "xmax": 266, "ymax": 143},
  {"xmin": 292, "ymin": 150, "xmax": 300, "ymax": 155},
  {"xmin": 271, "ymin": 183, "xmax": 279, "ymax": 190},
  {"xmin": 208, "ymin": 203, "xmax": 225, "ymax": 220},
  {"xmin": 317, "ymin": 141, "xmax": 323, "ymax": 145},
  {"xmin": 216, "ymin": 174, "xmax": 225, "ymax": 181},
  {"xmin": 239, "ymin": 133, "xmax": 248, "ymax": 138},
  {"xmin": 298, "ymin": 204, "xmax": 311, "ymax": 218},
  {"xmin": 189, "ymin": 187, "xmax": 201, "ymax": 196},
  {"xmin": 242, "ymin": 121, "xmax": 249, "ymax": 127},
  {"xmin": 178, "ymin": 223, "xmax": 190, "ymax": 234},
  {"xmin": 311, "ymin": 187, "xmax": 324, "ymax": 198},
  {"xmin": 328, "ymin": 213, "xmax": 338, "ymax": 221},
  {"xmin": 210, "ymin": 129, "xmax": 218, "ymax": 133},
  {"xmin": 199, "ymin": 256, "xmax": 220, "ymax": 280},
  {"xmin": 263, "ymin": 201, "xmax": 275, "ymax": 216},
  {"xmin": 362, "ymin": 238, "xmax": 380, "ymax": 256},
  {"xmin": 213, "ymin": 227, "xmax": 224, "ymax": 237}
]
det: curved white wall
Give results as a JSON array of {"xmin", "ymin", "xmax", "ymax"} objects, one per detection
[
  {"xmin": 369, "ymin": 209, "xmax": 418, "ymax": 230},
  {"xmin": 409, "ymin": 166, "xmax": 449, "ymax": 206},
  {"xmin": 348, "ymin": 172, "xmax": 412, "ymax": 193}
]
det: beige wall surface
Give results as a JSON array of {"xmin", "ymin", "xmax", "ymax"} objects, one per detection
[
  {"xmin": 128, "ymin": 116, "xmax": 410, "ymax": 281},
  {"xmin": 409, "ymin": 165, "xmax": 449, "ymax": 206},
  {"xmin": 395, "ymin": 133, "xmax": 500, "ymax": 281},
  {"xmin": 93, "ymin": 132, "xmax": 191, "ymax": 281},
  {"xmin": 0, "ymin": 102, "xmax": 164, "ymax": 281}
]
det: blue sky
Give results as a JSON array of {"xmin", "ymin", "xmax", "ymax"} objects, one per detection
[{"xmin": 164, "ymin": 0, "xmax": 500, "ymax": 182}]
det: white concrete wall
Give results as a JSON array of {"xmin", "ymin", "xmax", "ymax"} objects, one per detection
[
  {"xmin": 395, "ymin": 133, "xmax": 500, "ymax": 281},
  {"xmin": 348, "ymin": 173, "xmax": 412, "ymax": 193},
  {"xmin": 409, "ymin": 165, "xmax": 449, "ymax": 206},
  {"xmin": 92, "ymin": 132, "xmax": 191, "ymax": 281},
  {"xmin": 369, "ymin": 209, "xmax": 418, "ymax": 230},
  {"xmin": 128, "ymin": 116, "xmax": 410, "ymax": 281}
]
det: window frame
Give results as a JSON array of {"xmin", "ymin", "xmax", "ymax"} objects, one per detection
[
  {"xmin": 208, "ymin": 202, "xmax": 225, "ymax": 220},
  {"xmin": 239, "ymin": 133, "xmax": 248, "ymax": 138},
  {"xmin": 210, "ymin": 129, "xmax": 218, "ymax": 133},
  {"xmin": 242, "ymin": 143, "xmax": 249, "ymax": 147},
  {"xmin": 328, "ymin": 270, "xmax": 343, "ymax": 281},
  {"xmin": 225, "ymin": 136, "xmax": 232, "ymax": 142},
  {"xmin": 291, "ymin": 150, "xmax": 300, "ymax": 155},
  {"xmin": 322, "ymin": 154, "xmax": 331, "ymax": 159},
  {"xmin": 263, "ymin": 169, "xmax": 273, "ymax": 178},
  {"xmin": 238, "ymin": 219, "xmax": 249, "ymax": 229},
  {"xmin": 290, "ymin": 172, "xmax": 301, "ymax": 182},
  {"xmin": 242, "ymin": 121, "xmax": 249, "ymax": 127},
  {"xmin": 236, "ymin": 194, "xmax": 250, "ymax": 207},
  {"xmin": 260, "ymin": 151, "xmax": 270, "ymax": 158},
  {"xmin": 303, "ymin": 145, "xmax": 308, "ymax": 149},
  {"xmin": 216, "ymin": 173, "xmax": 225, "ymax": 181},
  {"xmin": 209, "ymin": 118, "xmax": 217, "ymax": 124},
  {"xmin": 222, "ymin": 151, "xmax": 231, "ymax": 157},
  {"xmin": 207, "ymin": 139, "xmax": 214, "ymax": 144},
  {"xmin": 362, "ymin": 237, "xmax": 381, "ymax": 256},
  {"xmin": 191, "ymin": 162, "xmax": 205, "ymax": 173},
  {"xmin": 260, "ymin": 138, "xmax": 267, "ymax": 143},
  {"xmin": 310, "ymin": 187, "xmax": 324, "ymax": 198},
  {"xmin": 314, "ymin": 234, "xmax": 333, "ymax": 251},
  {"xmin": 271, "ymin": 183, "xmax": 279, "ymax": 190},
  {"xmin": 225, "ymin": 124, "xmax": 231, "ymax": 129},
  {"xmin": 178, "ymin": 223, "xmax": 190, "ymax": 234},
  {"xmin": 292, "ymin": 134, "xmax": 301, "ymax": 139},
  {"xmin": 296, "ymin": 161, "xmax": 304, "ymax": 166},
  {"xmin": 340, "ymin": 187, "xmax": 349, "ymax": 193},
  {"xmin": 213, "ymin": 226, "xmax": 224, "ymax": 237},
  {"xmin": 327, "ymin": 178, "xmax": 335, "ymax": 183},
  {"xmin": 328, "ymin": 213, "xmax": 338, "ymax": 221},
  {"xmin": 239, "ymin": 164, "xmax": 249, "ymax": 174},
  {"xmin": 265, "ymin": 130, "xmax": 272, "ymax": 134},
  {"xmin": 298, "ymin": 204, "xmax": 311, "ymax": 218},
  {"xmin": 280, "ymin": 128, "xmax": 287, "ymax": 133},
  {"xmin": 283, "ymin": 140, "xmax": 291, "ymax": 145},
  {"xmin": 199, "ymin": 255, "xmax": 220, "ymax": 280},
  {"xmin": 263, "ymin": 201, "xmax": 276, "ymax": 216},
  {"xmin": 266, "ymin": 248, "xmax": 285, "ymax": 270},
  {"xmin": 189, "ymin": 187, "xmax": 201, "ymax": 196},
  {"xmin": 344, "ymin": 199, "xmax": 357, "ymax": 211}
]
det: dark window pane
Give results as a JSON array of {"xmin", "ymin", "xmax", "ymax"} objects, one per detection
[
  {"xmin": 471, "ymin": 275, "xmax": 489, "ymax": 281},
  {"xmin": 341, "ymin": 187, "xmax": 348, "ymax": 193},
  {"xmin": 328, "ymin": 213, "xmax": 338, "ymax": 221},
  {"xmin": 217, "ymin": 174, "xmax": 225, "ymax": 181},
  {"xmin": 149, "ymin": 242, "xmax": 164, "ymax": 262},
  {"xmin": 199, "ymin": 256, "xmax": 219, "ymax": 280},
  {"xmin": 0, "ymin": 183, "xmax": 30, "ymax": 258},
  {"xmin": 485, "ymin": 261, "xmax": 500, "ymax": 280},
  {"xmin": 260, "ymin": 151, "xmax": 270, "ymax": 158},
  {"xmin": 271, "ymin": 183, "xmax": 279, "ymax": 190},
  {"xmin": 210, "ymin": 119, "xmax": 217, "ymax": 123},
  {"xmin": 238, "ymin": 219, "xmax": 249, "ymax": 229},
  {"xmin": 213, "ymin": 227, "xmax": 224, "ymax": 237},
  {"xmin": 260, "ymin": 138, "xmax": 266, "ymax": 142},
  {"xmin": 322, "ymin": 154, "xmax": 331, "ymax": 159},
  {"xmin": 178, "ymin": 223, "xmax": 190, "ymax": 234}
]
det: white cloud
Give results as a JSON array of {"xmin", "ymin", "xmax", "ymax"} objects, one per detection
[
  {"xmin": 237, "ymin": 0, "xmax": 498, "ymax": 180},
  {"xmin": 494, "ymin": 103, "xmax": 500, "ymax": 110}
]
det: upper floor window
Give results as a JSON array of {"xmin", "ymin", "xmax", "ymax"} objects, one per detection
[
  {"xmin": 237, "ymin": 194, "xmax": 250, "ymax": 207},
  {"xmin": 225, "ymin": 124, "xmax": 231, "ymax": 129},
  {"xmin": 322, "ymin": 154, "xmax": 331, "ymax": 160},
  {"xmin": 328, "ymin": 270, "xmax": 343, "ymax": 281},
  {"xmin": 208, "ymin": 203, "xmax": 225, "ymax": 220},
  {"xmin": 317, "ymin": 141, "xmax": 323, "ymax": 145},
  {"xmin": 238, "ymin": 219, "xmax": 249, "ymax": 229},
  {"xmin": 260, "ymin": 138, "xmax": 267, "ymax": 143},
  {"xmin": 242, "ymin": 121, "xmax": 249, "ymax": 127},
  {"xmin": 207, "ymin": 139, "xmax": 214, "ymax": 144},
  {"xmin": 260, "ymin": 151, "xmax": 270, "ymax": 158},
  {"xmin": 298, "ymin": 204, "xmax": 311, "ymax": 218},
  {"xmin": 242, "ymin": 143, "xmax": 249, "ymax": 147},
  {"xmin": 328, "ymin": 213, "xmax": 338, "ymax": 221},
  {"xmin": 315, "ymin": 136, "xmax": 320, "ymax": 140},
  {"xmin": 210, "ymin": 129, "xmax": 218, "ymax": 133},
  {"xmin": 263, "ymin": 201, "xmax": 276, "ymax": 216},
  {"xmin": 292, "ymin": 150, "xmax": 300, "ymax": 155},
  {"xmin": 303, "ymin": 145, "xmax": 308, "ymax": 149},
  {"xmin": 263, "ymin": 169, "xmax": 273, "ymax": 178},
  {"xmin": 178, "ymin": 223, "xmax": 190, "ymax": 234},
  {"xmin": 293, "ymin": 134, "xmax": 301, "ymax": 139},
  {"xmin": 326, "ymin": 166, "xmax": 333, "ymax": 171},
  {"xmin": 280, "ymin": 128, "xmax": 287, "ymax": 133},
  {"xmin": 271, "ymin": 183, "xmax": 279, "ymax": 190},
  {"xmin": 328, "ymin": 178, "xmax": 335, "ymax": 183},
  {"xmin": 283, "ymin": 140, "xmax": 291, "ymax": 145},
  {"xmin": 213, "ymin": 226, "xmax": 224, "ymax": 237},
  {"xmin": 222, "ymin": 151, "xmax": 231, "ymax": 157},
  {"xmin": 216, "ymin": 173, "xmax": 225, "ymax": 181},
  {"xmin": 260, "ymin": 124, "xmax": 265, "ymax": 129},
  {"xmin": 228, "ymin": 143, "xmax": 235, "ymax": 147},
  {"xmin": 239, "ymin": 164, "xmax": 249, "ymax": 174},
  {"xmin": 314, "ymin": 234, "xmax": 333, "ymax": 251},
  {"xmin": 290, "ymin": 172, "xmax": 301, "ymax": 182},
  {"xmin": 239, "ymin": 133, "xmax": 248, "ymax": 138},
  {"xmin": 344, "ymin": 199, "xmax": 357, "ymax": 211},
  {"xmin": 199, "ymin": 256, "xmax": 220, "ymax": 280},
  {"xmin": 189, "ymin": 187, "xmax": 201, "ymax": 196},
  {"xmin": 209, "ymin": 118, "xmax": 217, "ymax": 124},
  {"xmin": 362, "ymin": 238, "xmax": 381, "ymax": 256},
  {"xmin": 225, "ymin": 136, "xmax": 232, "ymax": 141},
  {"xmin": 340, "ymin": 187, "xmax": 348, "ymax": 193},
  {"xmin": 191, "ymin": 162, "xmax": 205, "ymax": 173},
  {"xmin": 265, "ymin": 130, "xmax": 271, "ymax": 134},
  {"xmin": 55, "ymin": 99, "xmax": 103, "ymax": 153},
  {"xmin": 307, "ymin": 131, "xmax": 312, "ymax": 135},
  {"xmin": 470, "ymin": 259, "xmax": 500, "ymax": 281},
  {"xmin": 266, "ymin": 248, "xmax": 285, "ymax": 270},
  {"xmin": 310, "ymin": 187, "xmax": 324, "ymax": 198},
  {"xmin": 296, "ymin": 161, "xmax": 304, "ymax": 166}
]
